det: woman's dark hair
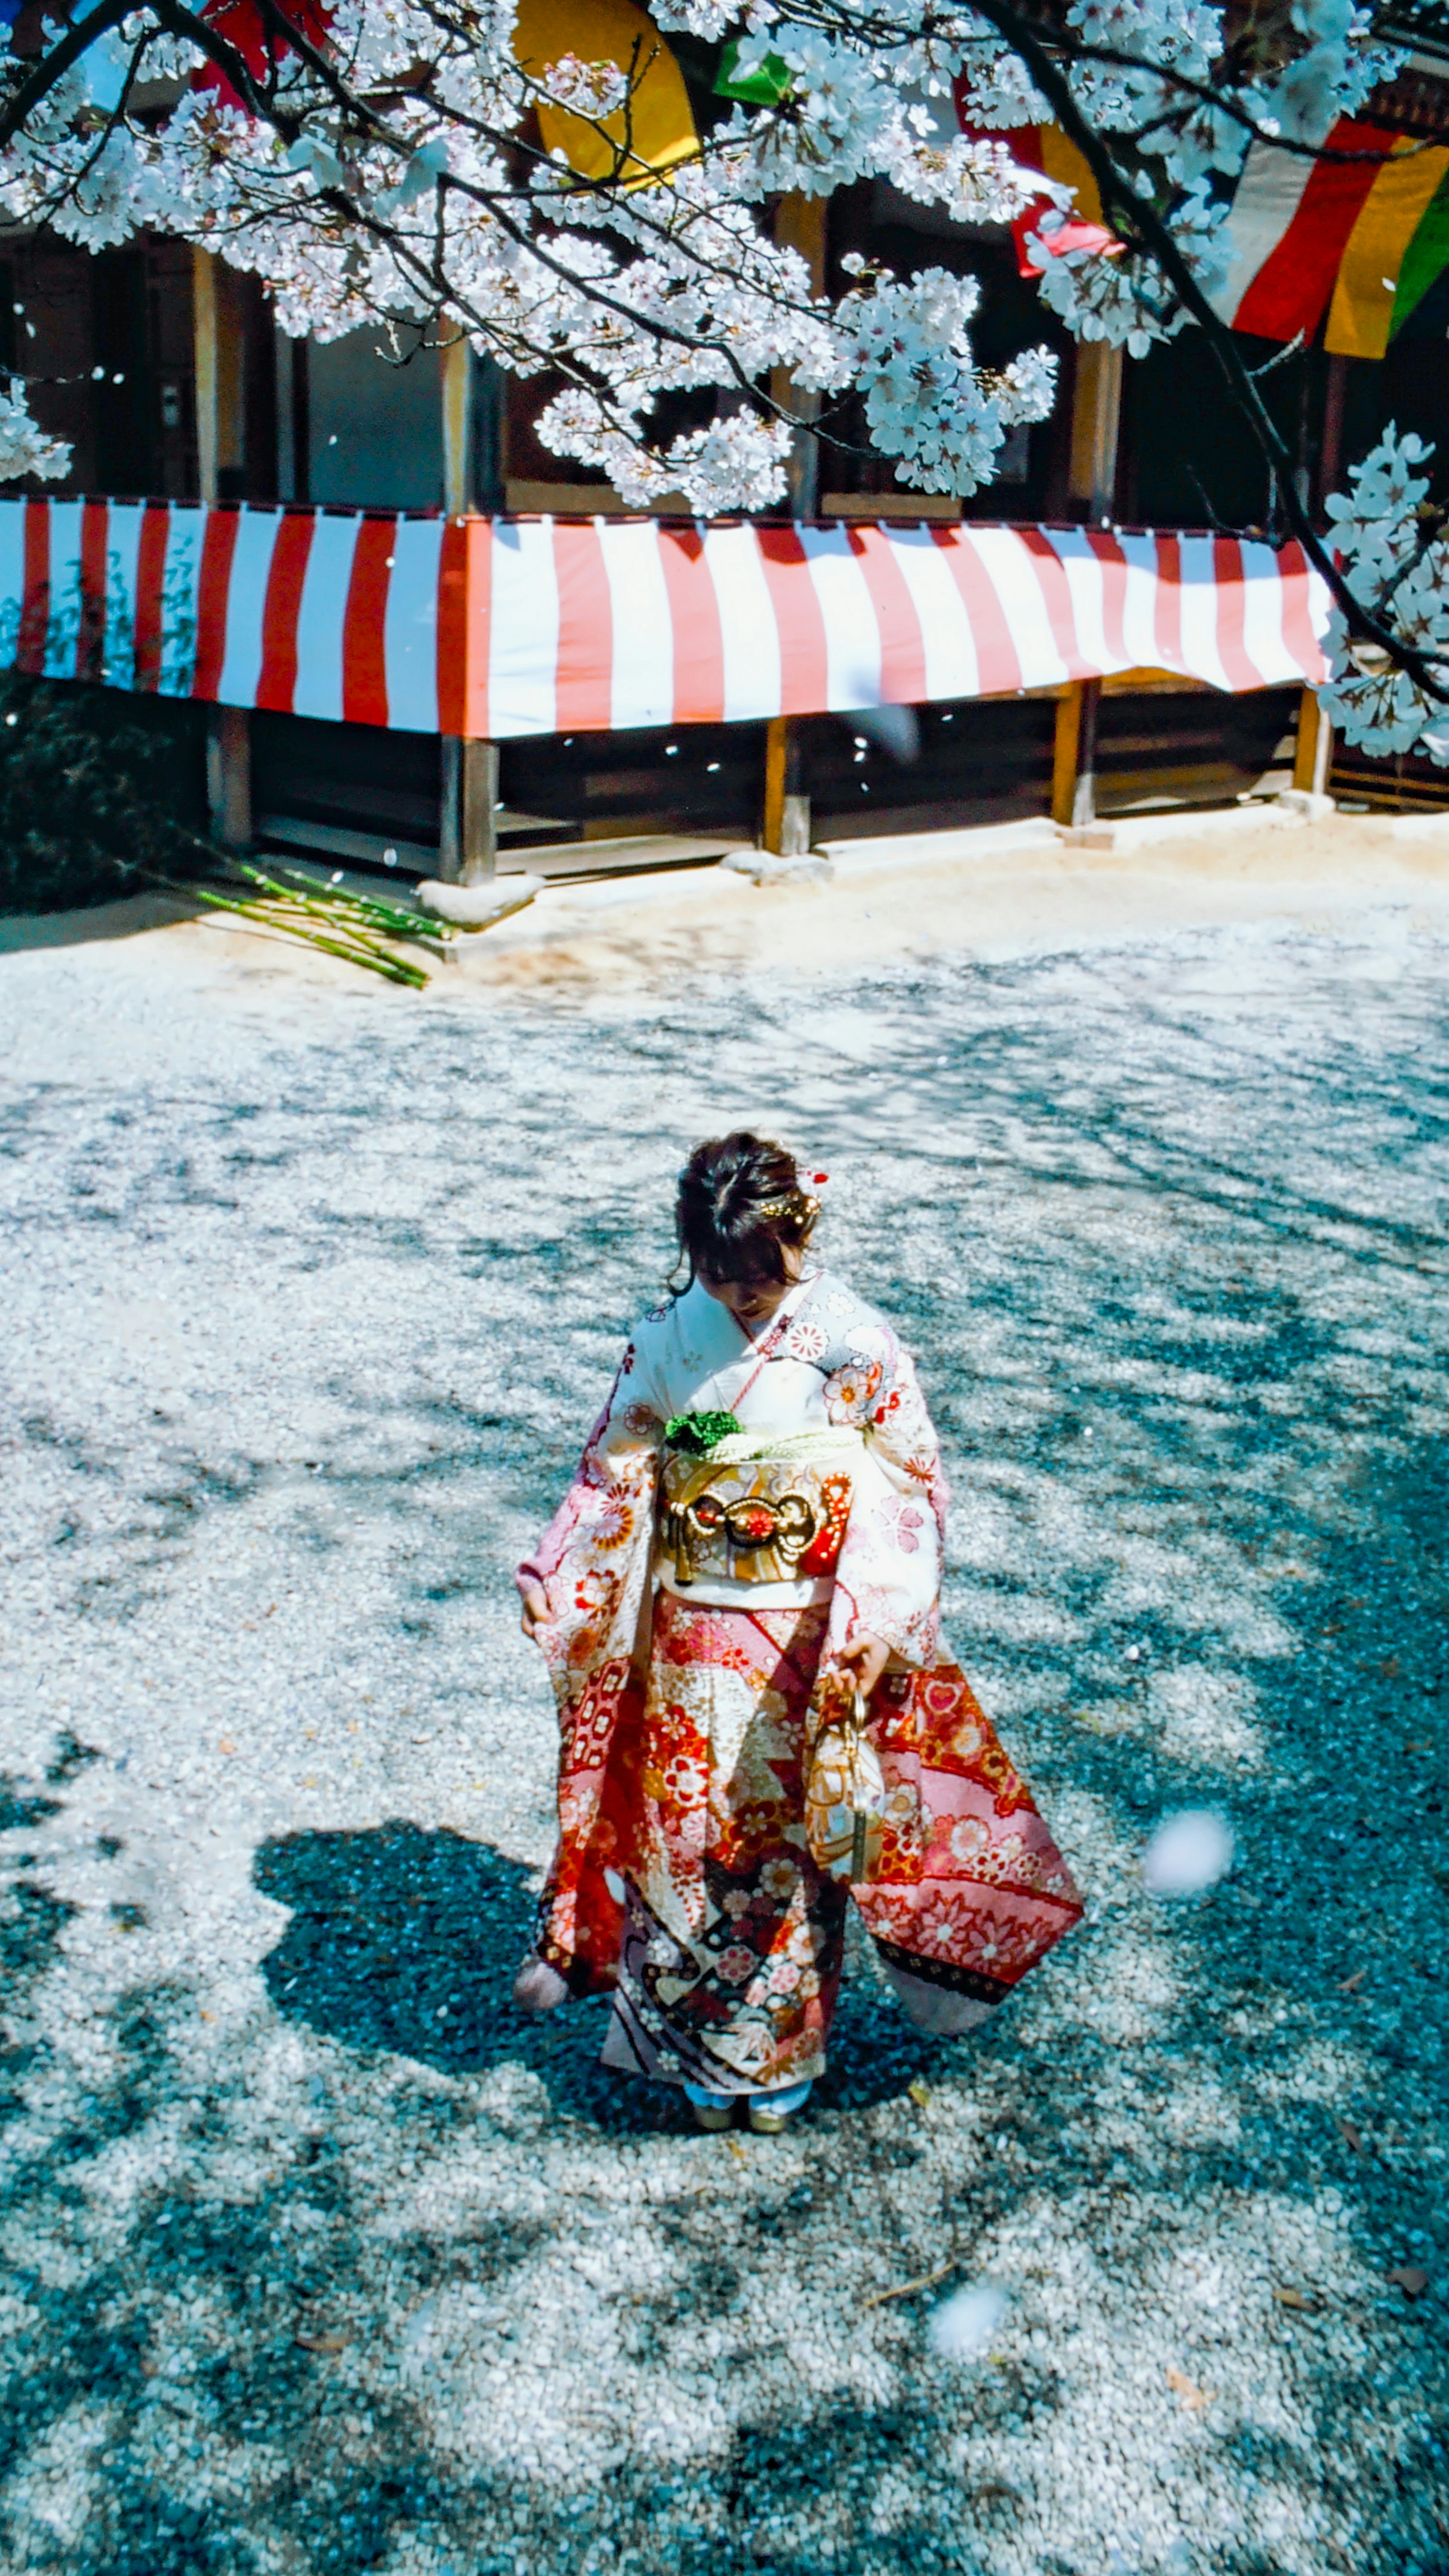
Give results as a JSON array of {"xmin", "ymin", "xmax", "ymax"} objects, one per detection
[{"xmin": 674, "ymin": 1133, "xmax": 820, "ymax": 1288}]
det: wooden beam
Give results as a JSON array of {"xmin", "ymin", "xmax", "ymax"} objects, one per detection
[
  {"xmin": 818, "ymin": 492, "xmax": 960, "ymax": 521},
  {"xmin": 1100, "ymin": 666, "xmax": 1212, "ymax": 698}
]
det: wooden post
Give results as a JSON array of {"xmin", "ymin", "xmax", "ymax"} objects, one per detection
[
  {"xmin": 441, "ymin": 333, "xmax": 507, "ymax": 515},
  {"xmin": 472, "ymin": 354, "xmax": 506, "ymax": 517},
  {"xmin": 441, "ymin": 334, "xmax": 472, "ymax": 517},
  {"xmin": 275, "ymin": 328, "xmax": 309, "ymax": 503},
  {"xmin": 205, "ymin": 704, "xmax": 252, "ymax": 851},
  {"xmin": 771, "ymin": 194, "xmax": 828, "ymax": 519},
  {"xmin": 439, "ymin": 337, "xmax": 503, "ymax": 880},
  {"xmin": 193, "ymin": 248, "xmax": 246, "ymax": 503},
  {"xmin": 194, "ymin": 248, "xmax": 219, "ymax": 506},
  {"xmin": 1293, "ymin": 689, "xmax": 1333, "ymax": 799},
  {"xmin": 1068, "ymin": 341, "xmax": 1123, "ymax": 525},
  {"xmin": 1052, "ymin": 341, "xmax": 1123, "ymax": 826},
  {"xmin": 1291, "ymin": 360, "xmax": 1344, "ymax": 821},
  {"xmin": 439, "ymin": 737, "xmax": 500, "ymax": 885},
  {"xmin": 761, "ymin": 204, "xmax": 823, "ymax": 860},
  {"xmin": 1052, "ymin": 679, "xmax": 1102, "ymax": 829},
  {"xmin": 762, "ymin": 716, "xmax": 811, "ymax": 856},
  {"xmin": 194, "ymin": 249, "xmax": 251, "ymax": 850}
]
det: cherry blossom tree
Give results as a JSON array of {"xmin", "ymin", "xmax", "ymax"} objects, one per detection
[{"xmin": 0, "ymin": 0, "xmax": 1443, "ymax": 756}]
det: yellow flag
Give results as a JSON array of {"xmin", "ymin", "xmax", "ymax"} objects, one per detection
[{"xmin": 513, "ymin": 0, "xmax": 699, "ymax": 185}]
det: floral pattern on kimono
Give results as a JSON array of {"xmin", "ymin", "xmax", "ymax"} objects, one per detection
[
  {"xmin": 601, "ymin": 1597, "xmax": 847, "ymax": 2093},
  {"xmin": 521, "ymin": 1359, "xmax": 660, "ymax": 1990},
  {"xmin": 520, "ymin": 1271, "xmax": 1083, "ymax": 2046}
]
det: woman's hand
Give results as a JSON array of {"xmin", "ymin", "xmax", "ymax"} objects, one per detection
[
  {"xmin": 518, "ymin": 1581, "xmax": 551, "ymax": 1641},
  {"xmin": 837, "ymin": 1630, "xmax": 890, "ymax": 1698}
]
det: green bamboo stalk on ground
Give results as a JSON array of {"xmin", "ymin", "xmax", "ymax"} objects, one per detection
[{"xmin": 154, "ymin": 852, "xmax": 453, "ymax": 989}]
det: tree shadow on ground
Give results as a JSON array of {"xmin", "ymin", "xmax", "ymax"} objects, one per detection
[
  {"xmin": 6, "ymin": 932, "xmax": 1449, "ymax": 2575},
  {"xmin": 253, "ymin": 1822, "xmax": 950, "ymax": 2133},
  {"xmin": 6, "ymin": 1781, "xmax": 1435, "ymax": 2576},
  {"xmin": 0, "ymin": 1774, "xmax": 1041, "ymax": 2576},
  {"xmin": 0, "ymin": 889, "xmax": 201, "ymax": 957}
]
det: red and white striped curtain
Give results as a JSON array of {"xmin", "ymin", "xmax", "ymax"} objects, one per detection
[{"xmin": 0, "ymin": 498, "xmax": 1329, "ymax": 738}]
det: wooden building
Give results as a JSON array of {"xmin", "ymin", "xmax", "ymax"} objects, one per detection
[{"xmin": 4, "ymin": 40, "xmax": 1449, "ymax": 883}]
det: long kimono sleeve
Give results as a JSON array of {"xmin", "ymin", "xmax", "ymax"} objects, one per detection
[
  {"xmin": 517, "ymin": 1332, "xmax": 666, "ymax": 1993},
  {"xmin": 818, "ymin": 1319, "xmax": 1084, "ymax": 2039},
  {"xmin": 822, "ymin": 1322, "xmax": 947, "ymax": 1671},
  {"xmin": 518, "ymin": 1333, "xmax": 665, "ymax": 1672}
]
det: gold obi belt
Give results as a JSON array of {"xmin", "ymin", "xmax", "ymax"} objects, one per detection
[{"xmin": 658, "ymin": 1429, "xmax": 860, "ymax": 1588}]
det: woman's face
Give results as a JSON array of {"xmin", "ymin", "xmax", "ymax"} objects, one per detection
[{"xmin": 698, "ymin": 1241, "xmax": 805, "ymax": 1332}]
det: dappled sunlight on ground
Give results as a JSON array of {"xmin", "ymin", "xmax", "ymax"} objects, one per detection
[{"xmin": 0, "ymin": 896, "xmax": 1445, "ymax": 2574}]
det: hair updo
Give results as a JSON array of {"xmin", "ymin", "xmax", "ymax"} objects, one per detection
[{"xmin": 673, "ymin": 1133, "xmax": 820, "ymax": 1288}]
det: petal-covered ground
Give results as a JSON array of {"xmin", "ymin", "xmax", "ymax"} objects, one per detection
[{"xmin": 0, "ymin": 877, "xmax": 1445, "ymax": 2576}]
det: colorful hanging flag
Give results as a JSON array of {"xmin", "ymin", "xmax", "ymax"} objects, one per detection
[
  {"xmin": 1389, "ymin": 165, "xmax": 1449, "ymax": 339},
  {"xmin": 1209, "ymin": 120, "xmax": 1396, "ymax": 342},
  {"xmin": 193, "ymin": 0, "xmax": 333, "ymax": 103},
  {"xmin": 954, "ymin": 112, "xmax": 1122, "ymax": 277},
  {"xmin": 714, "ymin": 39, "xmax": 791, "ymax": 105},
  {"xmin": 512, "ymin": 0, "xmax": 698, "ymax": 183},
  {"xmin": 1325, "ymin": 137, "xmax": 1449, "ymax": 356}
]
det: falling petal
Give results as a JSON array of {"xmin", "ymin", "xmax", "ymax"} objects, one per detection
[
  {"xmin": 1143, "ymin": 1809, "xmax": 1234, "ymax": 1897},
  {"xmin": 928, "ymin": 2278, "xmax": 1008, "ymax": 2360}
]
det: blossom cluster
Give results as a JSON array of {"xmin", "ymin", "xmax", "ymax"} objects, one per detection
[
  {"xmin": 0, "ymin": 386, "xmax": 70, "ymax": 483},
  {"xmin": 0, "ymin": 0, "xmax": 1416, "ymax": 551},
  {"xmin": 838, "ymin": 266, "xmax": 1055, "ymax": 494},
  {"xmin": 1318, "ymin": 429, "xmax": 1449, "ymax": 762}
]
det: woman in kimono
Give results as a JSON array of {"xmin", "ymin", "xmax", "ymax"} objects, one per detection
[{"xmin": 515, "ymin": 1133, "xmax": 1080, "ymax": 2134}]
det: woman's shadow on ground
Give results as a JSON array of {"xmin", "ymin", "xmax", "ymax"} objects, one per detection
[{"xmin": 254, "ymin": 1820, "xmax": 943, "ymax": 2130}]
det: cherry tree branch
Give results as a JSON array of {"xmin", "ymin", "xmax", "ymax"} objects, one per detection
[
  {"xmin": 0, "ymin": 0, "xmax": 137, "ymax": 149},
  {"xmin": 966, "ymin": 0, "xmax": 1449, "ymax": 703}
]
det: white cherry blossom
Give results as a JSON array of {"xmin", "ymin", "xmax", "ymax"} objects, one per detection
[
  {"xmin": 0, "ymin": 385, "xmax": 70, "ymax": 482},
  {"xmin": 1320, "ymin": 429, "xmax": 1449, "ymax": 760},
  {"xmin": 0, "ymin": 0, "xmax": 1436, "ymax": 743}
]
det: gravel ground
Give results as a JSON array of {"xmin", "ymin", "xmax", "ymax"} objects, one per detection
[{"xmin": 0, "ymin": 884, "xmax": 1446, "ymax": 2576}]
